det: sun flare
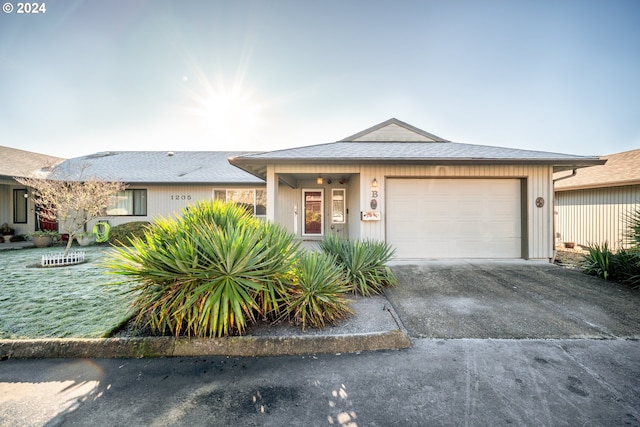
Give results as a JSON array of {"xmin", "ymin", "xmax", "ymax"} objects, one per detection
[{"xmin": 183, "ymin": 76, "xmax": 265, "ymax": 142}]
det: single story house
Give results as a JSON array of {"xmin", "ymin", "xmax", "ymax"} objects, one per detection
[
  {"xmin": 55, "ymin": 150, "xmax": 266, "ymax": 231},
  {"xmin": 0, "ymin": 146, "xmax": 64, "ymax": 236},
  {"xmin": 554, "ymin": 148, "xmax": 640, "ymax": 249},
  {"xmin": 227, "ymin": 118, "xmax": 603, "ymax": 260},
  {"xmin": 48, "ymin": 118, "xmax": 605, "ymax": 260}
]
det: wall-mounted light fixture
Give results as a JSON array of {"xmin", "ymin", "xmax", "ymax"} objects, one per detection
[
  {"xmin": 317, "ymin": 175, "xmax": 323, "ymax": 185},
  {"xmin": 371, "ymin": 178, "xmax": 378, "ymax": 188}
]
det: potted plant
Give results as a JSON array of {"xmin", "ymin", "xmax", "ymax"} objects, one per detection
[
  {"xmin": 1, "ymin": 223, "xmax": 14, "ymax": 243},
  {"xmin": 28, "ymin": 230, "xmax": 58, "ymax": 248},
  {"xmin": 76, "ymin": 232, "xmax": 97, "ymax": 246}
]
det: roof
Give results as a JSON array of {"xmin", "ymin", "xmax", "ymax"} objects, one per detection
[
  {"xmin": 0, "ymin": 146, "xmax": 64, "ymax": 180},
  {"xmin": 55, "ymin": 151, "xmax": 265, "ymax": 185},
  {"xmin": 230, "ymin": 118, "xmax": 605, "ymax": 179},
  {"xmin": 554, "ymin": 148, "xmax": 640, "ymax": 191}
]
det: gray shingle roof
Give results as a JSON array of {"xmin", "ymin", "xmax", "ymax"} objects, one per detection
[
  {"xmin": 55, "ymin": 151, "xmax": 264, "ymax": 184},
  {"xmin": 0, "ymin": 146, "xmax": 64, "ymax": 179},
  {"xmin": 235, "ymin": 141, "xmax": 599, "ymax": 162},
  {"xmin": 229, "ymin": 118, "xmax": 605, "ymax": 179}
]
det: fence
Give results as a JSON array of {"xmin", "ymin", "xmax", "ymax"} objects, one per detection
[{"xmin": 41, "ymin": 251, "xmax": 86, "ymax": 267}]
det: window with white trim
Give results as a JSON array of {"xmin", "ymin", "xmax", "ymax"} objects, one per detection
[
  {"xmin": 213, "ymin": 189, "xmax": 266, "ymax": 217},
  {"xmin": 107, "ymin": 189, "xmax": 147, "ymax": 216}
]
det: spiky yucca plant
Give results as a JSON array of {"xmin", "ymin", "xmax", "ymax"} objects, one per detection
[
  {"xmin": 106, "ymin": 200, "xmax": 300, "ymax": 337},
  {"xmin": 582, "ymin": 242, "xmax": 614, "ymax": 280},
  {"xmin": 285, "ymin": 252, "xmax": 353, "ymax": 330},
  {"xmin": 319, "ymin": 234, "xmax": 398, "ymax": 296}
]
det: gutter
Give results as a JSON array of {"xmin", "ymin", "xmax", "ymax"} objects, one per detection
[{"xmin": 553, "ymin": 168, "xmax": 577, "ymax": 183}]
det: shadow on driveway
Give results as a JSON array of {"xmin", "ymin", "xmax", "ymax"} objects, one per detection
[{"xmin": 385, "ymin": 260, "xmax": 640, "ymax": 339}]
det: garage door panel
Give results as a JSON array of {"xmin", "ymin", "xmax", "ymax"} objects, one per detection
[{"xmin": 387, "ymin": 179, "xmax": 521, "ymax": 258}]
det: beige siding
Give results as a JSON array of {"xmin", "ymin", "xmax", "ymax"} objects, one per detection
[
  {"xmin": 270, "ymin": 163, "xmax": 555, "ymax": 259},
  {"xmin": 0, "ymin": 183, "xmax": 38, "ymax": 235},
  {"xmin": 555, "ymin": 184, "xmax": 640, "ymax": 249},
  {"xmin": 356, "ymin": 164, "xmax": 553, "ymax": 259},
  {"xmin": 86, "ymin": 183, "xmax": 264, "ymax": 232},
  {"xmin": 352, "ymin": 123, "xmax": 436, "ymax": 142}
]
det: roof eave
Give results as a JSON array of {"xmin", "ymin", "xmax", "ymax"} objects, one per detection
[
  {"xmin": 555, "ymin": 179, "xmax": 640, "ymax": 192},
  {"xmin": 229, "ymin": 157, "xmax": 605, "ymax": 179}
]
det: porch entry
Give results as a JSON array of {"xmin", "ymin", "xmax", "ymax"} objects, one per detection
[{"xmin": 302, "ymin": 188, "xmax": 348, "ymax": 238}]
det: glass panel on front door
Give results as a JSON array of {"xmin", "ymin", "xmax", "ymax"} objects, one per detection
[{"xmin": 304, "ymin": 190, "xmax": 323, "ymax": 235}]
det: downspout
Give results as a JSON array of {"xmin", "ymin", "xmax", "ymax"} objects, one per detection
[
  {"xmin": 553, "ymin": 169, "xmax": 577, "ymax": 183},
  {"xmin": 551, "ymin": 169, "xmax": 577, "ymax": 263}
]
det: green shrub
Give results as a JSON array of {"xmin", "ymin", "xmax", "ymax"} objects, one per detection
[
  {"xmin": 105, "ymin": 200, "xmax": 300, "ymax": 337},
  {"xmin": 582, "ymin": 242, "xmax": 614, "ymax": 280},
  {"xmin": 582, "ymin": 243, "xmax": 640, "ymax": 288},
  {"xmin": 108, "ymin": 221, "xmax": 151, "ymax": 246},
  {"xmin": 319, "ymin": 234, "xmax": 398, "ymax": 296},
  {"xmin": 613, "ymin": 248, "xmax": 640, "ymax": 288},
  {"xmin": 624, "ymin": 208, "xmax": 640, "ymax": 248},
  {"xmin": 284, "ymin": 252, "xmax": 353, "ymax": 330}
]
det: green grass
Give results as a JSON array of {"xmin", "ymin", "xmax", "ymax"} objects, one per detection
[{"xmin": 0, "ymin": 246, "xmax": 134, "ymax": 339}]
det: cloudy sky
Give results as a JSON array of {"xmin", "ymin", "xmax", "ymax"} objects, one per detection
[{"xmin": 1, "ymin": 0, "xmax": 638, "ymax": 159}]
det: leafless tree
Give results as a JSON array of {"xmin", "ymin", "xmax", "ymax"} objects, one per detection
[{"xmin": 16, "ymin": 164, "xmax": 125, "ymax": 256}]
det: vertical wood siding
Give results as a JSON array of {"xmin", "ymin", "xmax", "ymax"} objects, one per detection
[
  {"xmin": 555, "ymin": 185, "xmax": 640, "ymax": 249},
  {"xmin": 358, "ymin": 164, "xmax": 553, "ymax": 259},
  {"xmin": 86, "ymin": 184, "xmax": 264, "ymax": 231},
  {"xmin": 0, "ymin": 184, "xmax": 37, "ymax": 235},
  {"xmin": 271, "ymin": 163, "xmax": 554, "ymax": 259}
]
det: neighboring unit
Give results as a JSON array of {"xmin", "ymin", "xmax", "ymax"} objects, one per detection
[
  {"xmin": 0, "ymin": 146, "xmax": 64, "ymax": 237},
  {"xmin": 554, "ymin": 148, "xmax": 640, "ymax": 249},
  {"xmin": 55, "ymin": 151, "xmax": 265, "ymax": 231}
]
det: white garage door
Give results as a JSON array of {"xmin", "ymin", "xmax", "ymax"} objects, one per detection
[{"xmin": 386, "ymin": 178, "xmax": 522, "ymax": 258}]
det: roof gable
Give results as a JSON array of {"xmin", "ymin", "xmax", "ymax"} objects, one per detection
[
  {"xmin": 555, "ymin": 148, "xmax": 640, "ymax": 190},
  {"xmin": 340, "ymin": 118, "xmax": 448, "ymax": 142}
]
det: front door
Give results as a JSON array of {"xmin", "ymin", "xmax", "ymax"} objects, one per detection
[{"xmin": 303, "ymin": 189, "xmax": 323, "ymax": 236}]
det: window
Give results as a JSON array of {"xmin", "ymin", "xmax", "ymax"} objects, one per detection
[
  {"xmin": 107, "ymin": 189, "xmax": 147, "ymax": 216},
  {"xmin": 331, "ymin": 189, "xmax": 346, "ymax": 224},
  {"xmin": 13, "ymin": 189, "xmax": 28, "ymax": 223},
  {"xmin": 213, "ymin": 189, "xmax": 266, "ymax": 217}
]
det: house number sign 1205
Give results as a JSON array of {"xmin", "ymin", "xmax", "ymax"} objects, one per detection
[{"xmin": 171, "ymin": 195, "xmax": 192, "ymax": 201}]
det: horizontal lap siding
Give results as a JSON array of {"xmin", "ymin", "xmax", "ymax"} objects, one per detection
[{"xmin": 555, "ymin": 185, "xmax": 640, "ymax": 249}]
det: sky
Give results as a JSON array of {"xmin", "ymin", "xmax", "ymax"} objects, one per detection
[{"xmin": 1, "ymin": 0, "xmax": 639, "ymax": 159}]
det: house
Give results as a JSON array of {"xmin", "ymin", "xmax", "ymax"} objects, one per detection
[
  {"xmin": 229, "ymin": 118, "xmax": 603, "ymax": 260},
  {"xmin": 55, "ymin": 151, "xmax": 265, "ymax": 232},
  {"xmin": 0, "ymin": 146, "xmax": 64, "ymax": 236},
  {"xmin": 554, "ymin": 148, "xmax": 640, "ymax": 249},
  {"xmin": 51, "ymin": 118, "xmax": 605, "ymax": 260}
]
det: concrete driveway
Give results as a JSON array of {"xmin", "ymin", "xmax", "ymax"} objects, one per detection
[{"xmin": 385, "ymin": 260, "xmax": 640, "ymax": 339}]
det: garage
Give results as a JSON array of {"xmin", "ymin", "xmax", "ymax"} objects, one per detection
[{"xmin": 386, "ymin": 178, "xmax": 522, "ymax": 258}]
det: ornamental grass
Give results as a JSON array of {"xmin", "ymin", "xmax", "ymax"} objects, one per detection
[{"xmin": 105, "ymin": 200, "xmax": 300, "ymax": 337}]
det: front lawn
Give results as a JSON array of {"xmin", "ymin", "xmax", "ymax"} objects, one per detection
[{"xmin": 0, "ymin": 246, "xmax": 133, "ymax": 339}]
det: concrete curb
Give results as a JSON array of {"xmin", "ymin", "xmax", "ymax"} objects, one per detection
[{"xmin": 0, "ymin": 330, "xmax": 411, "ymax": 359}]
